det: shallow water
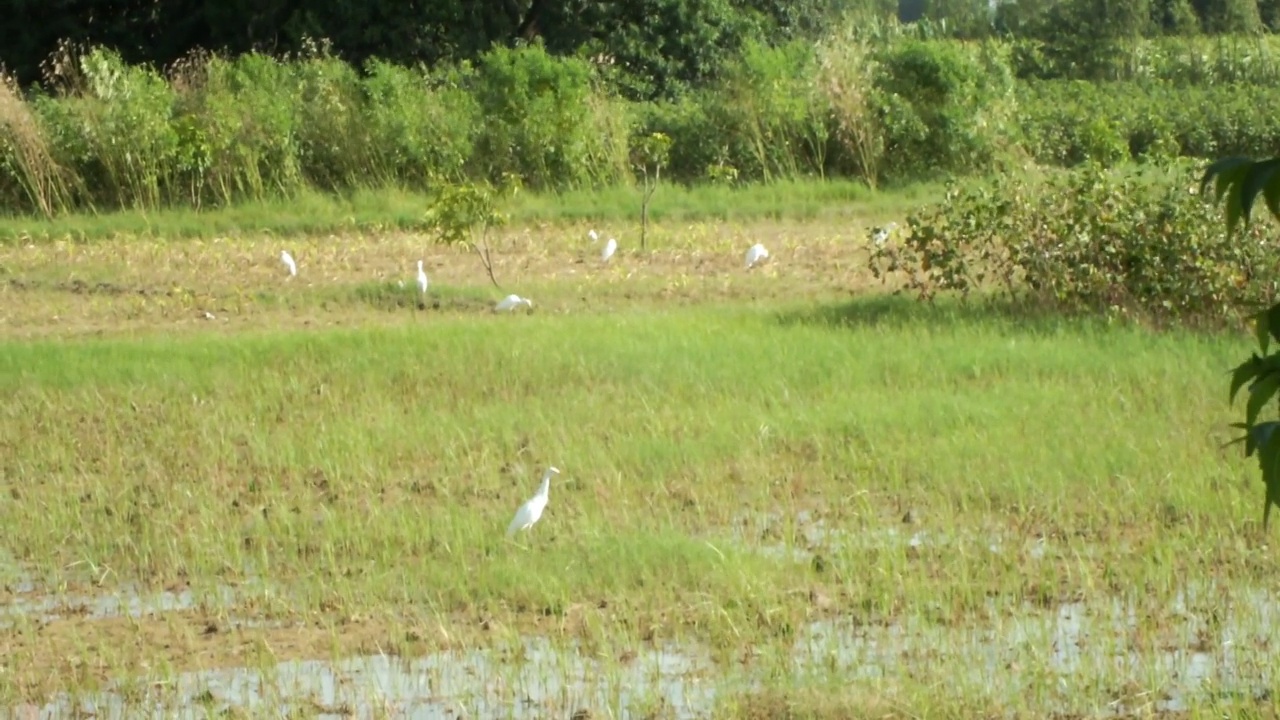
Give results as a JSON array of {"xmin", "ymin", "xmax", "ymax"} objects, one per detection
[
  {"xmin": 28, "ymin": 637, "xmax": 718, "ymax": 719},
  {"xmin": 5, "ymin": 526, "xmax": 1279, "ymax": 717}
]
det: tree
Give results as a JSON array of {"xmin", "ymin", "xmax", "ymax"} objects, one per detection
[
  {"xmin": 423, "ymin": 180, "xmax": 514, "ymax": 289},
  {"xmin": 632, "ymin": 132, "xmax": 672, "ymax": 251},
  {"xmin": 1201, "ymin": 156, "xmax": 1280, "ymax": 530}
]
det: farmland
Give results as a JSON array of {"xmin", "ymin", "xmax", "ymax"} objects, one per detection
[
  {"xmin": 1, "ymin": 174, "xmax": 1276, "ymax": 717},
  {"xmin": 5, "ymin": 2, "xmax": 1280, "ymax": 715}
]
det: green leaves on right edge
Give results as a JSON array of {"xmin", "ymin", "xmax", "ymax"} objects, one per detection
[
  {"xmin": 1206, "ymin": 155, "xmax": 1280, "ymax": 530},
  {"xmin": 1201, "ymin": 156, "xmax": 1280, "ymax": 237}
]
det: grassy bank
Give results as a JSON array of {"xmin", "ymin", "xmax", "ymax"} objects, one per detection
[{"xmin": 0, "ymin": 177, "xmax": 934, "ymax": 244}]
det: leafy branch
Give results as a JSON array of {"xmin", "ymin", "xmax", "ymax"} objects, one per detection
[
  {"xmin": 1202, "ymin": 156, "xmax": 1280, "ymax": 530},
  {"xmin": 424, "ymin": 180, "xmax": 514, "ymax": 289},
  {"xmin": 631, "ymin": 132, "xmax": 672, "ymax": 251}
]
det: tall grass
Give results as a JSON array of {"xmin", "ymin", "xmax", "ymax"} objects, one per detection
[{"xmin": 5, "ymin": 24, "xmax": 1280, "ymax": 220}]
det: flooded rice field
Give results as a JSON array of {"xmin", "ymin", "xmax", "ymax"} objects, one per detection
[{"xmin": 5, "ymin": 519, "xmax": 1278, "ymax": 719}]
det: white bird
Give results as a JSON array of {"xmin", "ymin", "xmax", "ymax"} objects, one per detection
[
  {"xmin": 280, "ymin": 250, "xmax": 297, "ymax": 277},
  {"xmin": 602, "ymin": 237, "xmax": 617, "ymax": 263},
  {"xmin": 416, "ymin": 260, "xmax": 429, "ymax": 295},
  {"xmin": 495, "ymin": 294, "xmax": 534, "ymax": 312},
  {"xmin": 506, "ymin": 466, "xmax": 560, "ymax": 538},
  {"xmin": 588, "ymin": 229, "xmax": 599, "ymax": 242},
  {"xmin": 744, "ymin": 243, "xmax": 769, "ymax": 269},
  {"xmin": 872, "ymin": 222, "xmax": 899, "ymax": 247}
]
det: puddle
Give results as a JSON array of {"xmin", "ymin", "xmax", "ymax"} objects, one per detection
[
  {"xmin": 725, "ymin": 510, "xmax": 1279, "ymax": 714},
  {"xmin": 28, "ymin": 637, "xmax": 718, "ymax": 719},
  {"xmin": 795, "ymin": 589, "xmax": 1279, "ymax": 716},
  {"xmin": 0, "ymin": 570, "xmax": 283, "ymax": 629},
  {"xmin": 6, "ymin": 528, "xmax": 1278, "ymax": 717},
  {"xmin": 12, "ymin": 586, "xmax": 1280, "ymax": 717},
  {"xmin": 733, "ymin": 508, "xmax": 1049, "ymax": 564}
]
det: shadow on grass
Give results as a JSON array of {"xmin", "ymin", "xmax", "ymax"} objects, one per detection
[
  {"xmin": 775, "ymin": 293, "xmax": 1088, "ymax": 335},
  {"xmin": 245, "ymin": 281, "xmax": 499, "ymax": 314}
]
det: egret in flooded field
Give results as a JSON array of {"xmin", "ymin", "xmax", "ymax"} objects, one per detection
[
  {"xmin": 744, "ymin": 243, "xmax": 769, "ymax": 269},
  {"xmin": 507, "ymin": 466, "xmax": 560, "ymax": 538},
  {"xmin": 280, "ymin": 250, "xmax": 298, "ymax": 277},
  {"xmin": 416, "ymin": 260, "xmax": 429, "ymax": 295},
  {"xmin": 495, "ymin": 294, "xmax": 534, "ymax": 312},
  {"xmin": 602, "ymin": 237, "xmax": 617, "ymax": 263}
]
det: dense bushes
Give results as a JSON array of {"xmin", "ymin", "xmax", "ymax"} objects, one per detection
[
  {"xmin": 4, "ymin": 27, "xmax": 1280, "ymax": 217},
  {"xmin": 1018, "ymin": 80, "xmax": 1280, "ymax": 168},
  {"xmin": 868, "ymin": 161, "xmax": 1280, "ymax": 325}
]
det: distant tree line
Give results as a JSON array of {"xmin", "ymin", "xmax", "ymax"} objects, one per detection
[{"xmin": 2, "ymin": 0, "xmax": 1279, "ymax": 98}]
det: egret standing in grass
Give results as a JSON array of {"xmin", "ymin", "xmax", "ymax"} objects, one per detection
[
  {"xmin": 744, "ymin": 243, "xmax": 769, "ymax": 269},
  {"xmin": 872, "ymin": 222, "xmax": 899, "ymax": 247},
  {"xmin": 416, "ymin": 260, "xmax": 429, "ymax": 295},
  {"xmin": 507, "ymin": 466, "xmax": 560, "ymax": 538},
  {"xmin": 601, "ymin": 237, "xmax": 617, "ymax": 263},
  {"xmin": 280, "ymin": 250, "xmax": 298, "ymax": 277},
  {"xmin": 495, "ymin": 294, "xmax": 534, "ymax": 312},
  {"xmin": 588, "ymin": 229, "xmax": 599, "ymax": 242}
]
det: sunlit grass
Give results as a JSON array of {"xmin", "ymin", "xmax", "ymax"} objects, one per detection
[
  {"xmin": 0, "ymin": 177, "xmax": 937, "ymax": 245},
  {"xmin": 2, "ymin": 223, "xmax": 1277, "ymax": 715},
  {"xmin": 0, "ymin": 301, "xmax": 1260, "ymax": 595}
]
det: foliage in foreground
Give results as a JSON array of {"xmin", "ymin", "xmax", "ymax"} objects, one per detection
[
  {"xmin": 868, "ymin": 161, "xmax": 1280, "ymax": 326},
  {"xmin": 1203, "ymin": 155, "xmax": 1280, "ymax": 529}
]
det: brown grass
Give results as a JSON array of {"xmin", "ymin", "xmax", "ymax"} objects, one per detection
[
  {"xmin": 0, "ymin": 73, "xmax": 76, "ymax": 218},
  {"xmin": 0, "ymin": 218, "xmax": 887, "ymax": 340}
]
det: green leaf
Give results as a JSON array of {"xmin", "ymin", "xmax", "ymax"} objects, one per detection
[
  {"xmin": 1229, "ymin": 355, "xmax": 1263, "ymax": 403},
  {"xmin": 1202, "ymin": 156, "xmax": 1254, "ymax": 234},
  {"xmin": 1246, "ymin": 371, "xmax": 1280, "ymax": 428},
  {"xmin": 1224, "ymin": 423, "xmax": 1252, "ymax": 454},
  {"xmin": 1240, "ymin": 159, "xmax": 1280, "ymax": 226},
  {"xmin": 1255, "ymin": 310, "xmax": 1271, "ymax": 355},
  {"xmin": 1264, "ymin": 305, "xmax": 1280, "ymax": 347},
  {"xmin": 1201, "ymin": 156, "xmax": 1252, "ymax": 200},
  {"xmin": 1263, "ymin": 173, "xmax": 1280, "ymax": 223},
  {"xmin": 1258, "ymin": 432, "xmax": 1280, "ymax": 529},
  {"xmin": 1252, "ymin": 421, "xmax": 1280, "ymax": 454}
]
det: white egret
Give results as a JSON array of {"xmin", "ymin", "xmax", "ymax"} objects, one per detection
[
  {"xmin": 416, "ymin": 260, "xmax": 429, "ymax": 295},
  {"xmin": 506, "ymin": 466, "xmax": 560, "ymax": 538},
  {"xmin": 588, "ymin": 229, "xmax": 599, "ymax": 242},
  {"xmin": 872, "ymin": 222, "xmax": 899, "ymax": 247},
  {"xmin": 280, "ymin": 250, "xmax": 298, "ymax": 277},
  {"xmin": 744, "ymin": 243, "xmax": 770, "ymax": 269},
  {"xmin": 601, "ymin": 237, "xmax": 617, "ymax": 263},
  {"xmin": 494, "ymin": 294, "xmax": 534, "ymax": 312}
]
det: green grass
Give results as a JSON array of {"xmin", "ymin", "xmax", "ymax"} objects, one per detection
[
  {"xmin": 0, "ymin": 177, "xmax": 937, "ymax": 245},
  {"xmin": 1, "ymin": 293, "xmax": 1273, "ymax": 714},
  {"xmin": 7, "ymin": 257, "xmax": 1280, "ymax": 712}
]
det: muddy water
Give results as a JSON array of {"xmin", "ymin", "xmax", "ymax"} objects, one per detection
[
  {"xmin": 5, "ymin": 531, "xmax": 1279, "ymax": 717},
  {"xmin": 11, "ymin": 581, "xmax": 1278, "ymax": 718},
  {"xmin": 29, "ymin": 637, "xmax": 719, "ymax": 719}
]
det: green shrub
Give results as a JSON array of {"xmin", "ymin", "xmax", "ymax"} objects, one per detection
[
  {"xmin": 292, "ymin": 46, "xmax": 372, "ymax": 191},
  {"xmin": 715, "ymin": 39, "xmax": 830, "ymax": 181},
  {"xmin": 635, "ymin": 94, "xmax": 728, "ymax": 184},
  {"xmin": 471, "ymin": 43, "xmax": 623, "ymax": 190},
  {"xmin": 172, "ymin": 52, "xmax": 304, "ymax": 206},
  {"xmin": 360, "ymin": 60, "xmax": 479, "ymax": 188},
  {"xmin": 869, "ymin": 161, "xmax": 1280, "ymax": 325},
  {"xmin": 35, "ymin": 47, "xmax": 179, "ymax": 210},
  {"xmin": 870, "ymin": 38, "xmax": 1017, "ymax": 180}
]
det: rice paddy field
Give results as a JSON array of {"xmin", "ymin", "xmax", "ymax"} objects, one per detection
[{"xmin": 0, "ymin": 183, "xmax": 1276, "ymax": 719}]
